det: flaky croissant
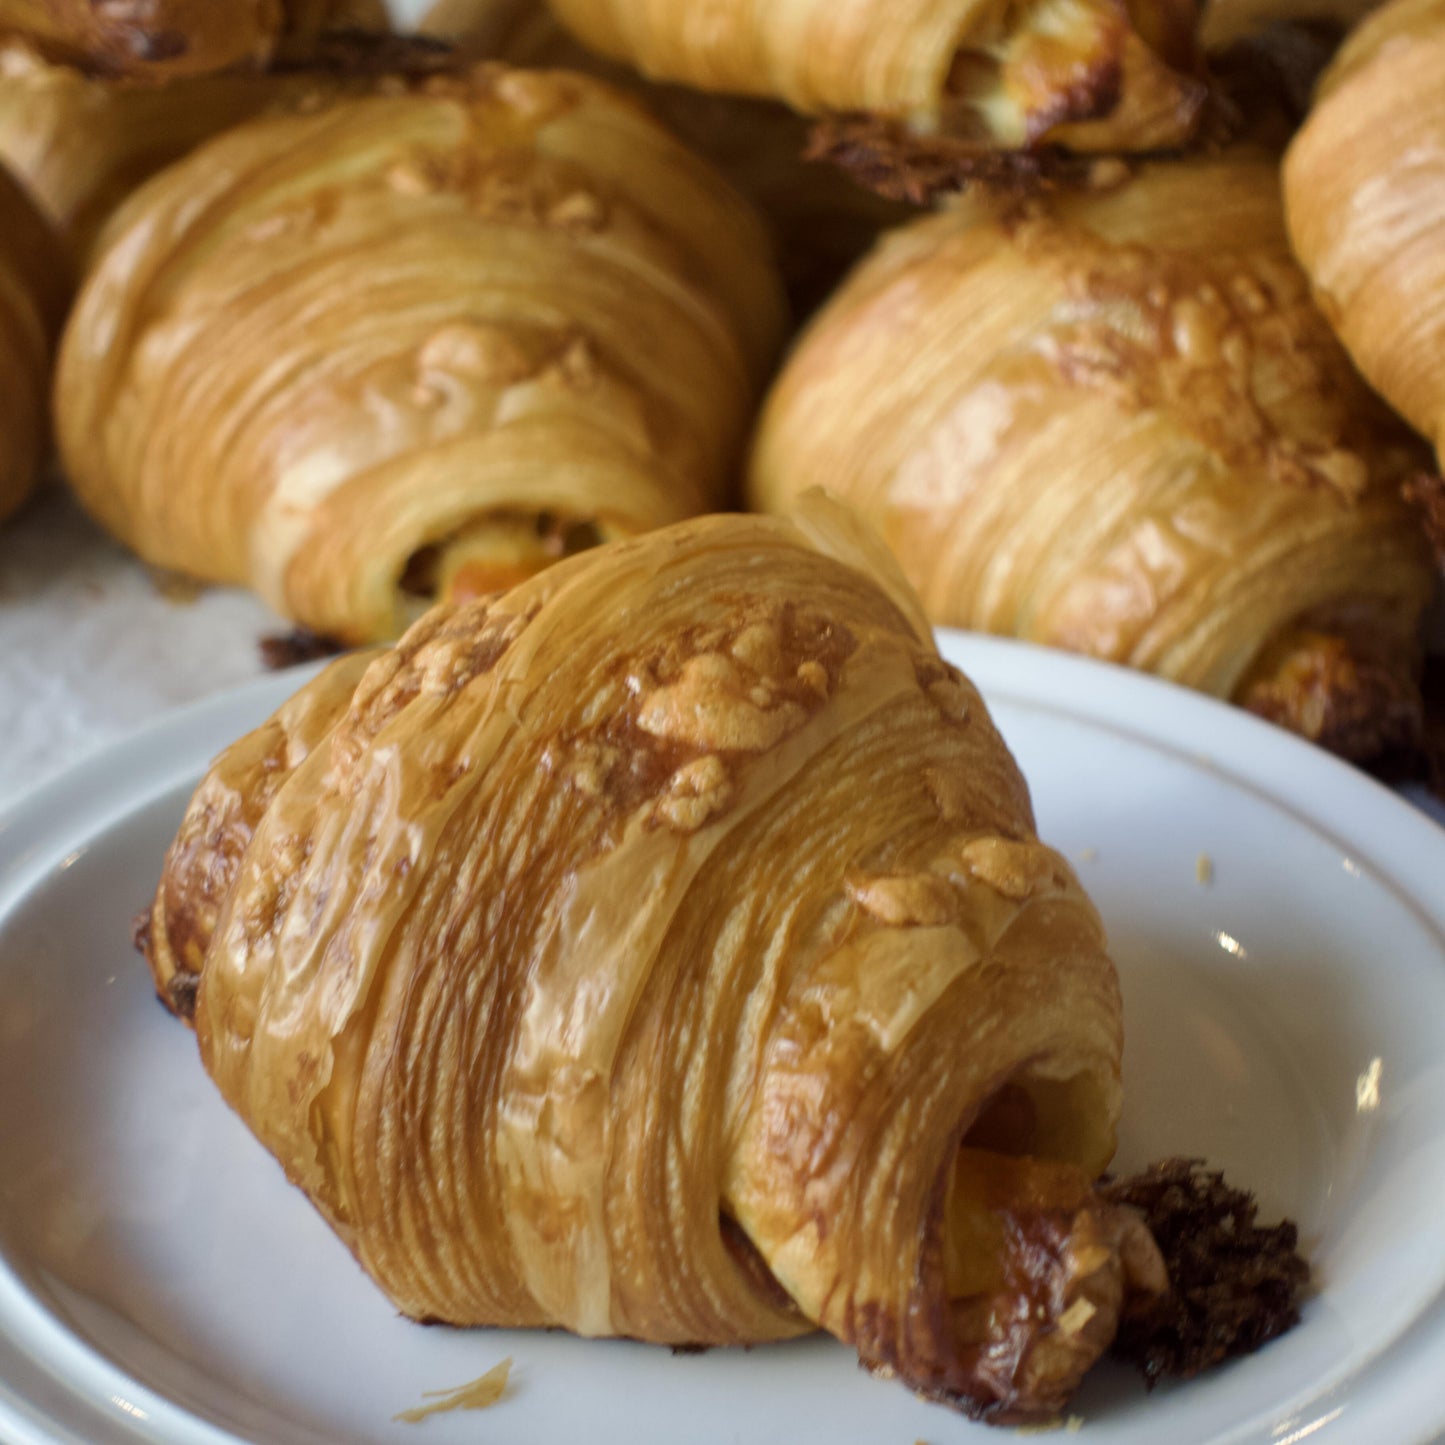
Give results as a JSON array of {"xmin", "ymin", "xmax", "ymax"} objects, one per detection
[
  {"xmin": 140, "ymin": 504, "xmax": 1164, "ymax": 1423},
  {"xmin": 749, "ymin": 151, "xmax": 1436, "ymax": 759},
  {"xmin": 0, "ymin": 33, "xmax": 450, "ymax": 269},
  {"xmin": 0, "ymin": 0, "xmax": 385, "ymax": 80},
  {"xmin": 0, "ymin": 162, "xmax": 64, "ymax": 524},
  {"xmin": 55, "ymin": 64, "xmax": 787, "ymax": 643},
  {"xmin": 419, "ymin": 0, "xmax": 908, "ymax": 314},
  {"xmin": 546, "ymin": 0, "xmax": 1208, "ymax": 182},
  {"xmin": 1283, "ymin": 0, "xmax": 1445, "ymax": 475}
]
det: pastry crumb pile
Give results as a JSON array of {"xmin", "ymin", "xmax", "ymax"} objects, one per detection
[{"xmin": 1101, "ymin": 1159, "xmax": 1310, "ymax": 1386}]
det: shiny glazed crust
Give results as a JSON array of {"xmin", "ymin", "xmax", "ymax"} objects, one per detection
[
  {"xmin": 141, "ymin": 505, "xmax": 1138, "ymax": 1420},
  {"xmin": 55, "ymin": 64, "xmax": 787, "ymax": 642},
  {"xmin": 418, "ymin": 0, "xmax": 909, "ymax": 313},
  {"xmin": 0, "ymin": 0, "xmax": 385, "ymax": 80},
  {"xmin": 1283, "ymin": 0, "xmax": 1445, "ymax": 462},
  {"xmin": 546, "ymin": 0, "xmax": 1206, "ymax": 155},
  {"xmin": 748, "ymin": 151, "xmax": 1435, "ymax": 758},
  {"xmin": 0, "ymin": 33, "xmax": 452, "ymax": 266},
  {"xmin": 0, "ymin": 164, "xmax": 64, "ymax": 524}
]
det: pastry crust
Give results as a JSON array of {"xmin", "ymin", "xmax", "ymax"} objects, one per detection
[
  {"xmin": 0, "ymin": 0, "xmax": 385, "ymax": 81},
  {"xmin": 140, "ymin": 502, "xmax": 1159, "ymax": 1421},
  {"xmin": 0, "ymin": 163, "xmax": 65, "ymax": 524},
  {"xmin": 55, "ymin": 64, "xmax": 787, "ymax": 642},
  {"xmin": 419, "ymin": 0, "xmax": 909, "ymax": 314},
  {"xmin": 1283, "ymin": 0, "xmax": 1445, "ymax": 467},
  {"xmin": 546, "ymin": 0, "xmax": 1207, "ymax": 158},
  {"xmin": 0, "ymin": 33, "xmax": 451, "ymax": 267},
  {"xmin": 748, "ymin": 151, "xmax": 1435, "ymax": 757}
]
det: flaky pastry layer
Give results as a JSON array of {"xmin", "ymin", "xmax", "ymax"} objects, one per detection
[
  {"xmin": 0, "ymin": 0, "xmax": 385, "ymax": 81},
  {"xmin": 141, "ymin": 504, "xmax": 1153, "ymax": 1420},
  {"xmin": 1284, "ymin": 0, "xmax": 1445, "ymax": 470},
  {"xmin": 0, "ymin": 32, "xmax": 453, "ymax": 267},
  {"xmin": 546, "ymin": 0, "xmax": 1206, "ymax": 156},
  {"xmin": 419, "ymin": 0, "xmax": 910, "ymax": 313},
  {"xmin": 55, "ymin": 63, "xmax": 787, "ymax": 642},
  {"xmin": 749, "ymin": 150, "xmax": 1434, "ymax": 757}
]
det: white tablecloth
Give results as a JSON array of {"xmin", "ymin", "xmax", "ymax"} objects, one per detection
[{"xmin": 0, "ymin": 488, "xmax": 285, "ymax": 809}]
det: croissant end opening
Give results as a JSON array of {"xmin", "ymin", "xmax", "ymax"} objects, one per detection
[
  {"xmin": 397, "ymin": 510, "xmax": 619, "ymax": 621},
  {"xmin": 918, "ymin": 1069, "xmax": 1166, "ymax": 1422}
]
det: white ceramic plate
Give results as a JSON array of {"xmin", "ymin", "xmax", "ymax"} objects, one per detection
[{"xmin": 3, "ymin": 632, "xmax": 1445, "ymax": 1445}]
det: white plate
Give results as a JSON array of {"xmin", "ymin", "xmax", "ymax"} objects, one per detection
[{"xmin": 3, "ymin": 632, "xmax": 1445, "ymax": 1445}]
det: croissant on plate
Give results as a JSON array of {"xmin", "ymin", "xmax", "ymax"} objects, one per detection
[
  {"xmin": 139, "ymin": 501, "xmax": 1167, "ymax": 1423},
  {"xmin": 1283, "ymin": 0, "xmax": 1445, "ymax": 481},
  {"xmin": 56, "ymin": 64, "xmax": 787, "ymax": 643},
  {"xmin": 0, "ymin": 32, "xmax": 454, "ymax": 269},
  {"xmin": 418, "ymin": 0, "xmax": 908, "ymax": 314},
  {"xmin": 0, "ymin": 0, "xmax": 385, "ymax": 81},
  {"xmin": 749, "ymin": 150, "xmax": 1436, "ymax": 760},
  {"xmin": 546, "ymin": 0, "xmax": 1208, "ymax": 200},
  {"xmin": 0, "ymin": 162, "xmax": 65, "ymax": 524}
]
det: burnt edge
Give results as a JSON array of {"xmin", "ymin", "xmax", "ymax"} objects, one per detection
[
  {"xmin": 259, "ymin": 627, "xmax": 346, "ymax": 671},
  {"xmin": 1100, "ymin": 1158, "xmax": 1310, "ymax": 1386}
]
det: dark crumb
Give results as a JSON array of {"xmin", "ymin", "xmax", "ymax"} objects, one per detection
[
  {"xmin": 258, "ymin": 628, "xmax": 345, "ymax": 671},
  {"xmin": 273, "ymin": 29, "xmax": 457, "ymax": 79},
  {"xmin": 1363, "ymin": 655, "xmax": 1445, "ymax": 804},
  {"xmin": 804, "ymin": 115, "xmax": 1095, "ymax": 206},
  {"xmin": 1403, "ymin": 473, "xmax": 1445, "ymax": 569},
  {"xmin": 670, "ymin": 1343, "xmax": 710, "ymax": 1356},
  {"xmin": 1208, "ymin": 21, "xmax": 1348, "ymax": 145},
  {"xmin": 130, "ymin": 904, "xmax": 153, "ymax": 958},
  {"xmin": 165, "ymin": 971, "xmax": 199, "ymax": 1022},
  {"xmin": 1100, "ymin": 1159, "xmax": 1309, "ymax": 1386}
]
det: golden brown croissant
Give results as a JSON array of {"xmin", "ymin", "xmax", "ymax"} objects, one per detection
[
  {"xmin": 0, "ymin": 0, "xmax": 385, "ymax": 80},
  {"xmin": 546, "ymin": 0, "xmax": 1208, "ymax": 186},
  {"xmin": 749, "ymin": 150, "xmax": 1436, "ymax": 759},
  {"xmin": 55, "ymin": 64, "xmax": 787, "ymax": 643},
  {"xmin": 418, "ymin": 0, "xmax": 909, "ymax": 314},
  {"xmin": 139, "ymin": 503, "xmax": 1166, "ymax": 1423},
  {"xmin": 0, "ymin": 32, "xmax": 458, "ymax": 269},
  {"xmin": 0, "ymin": 161, "xmax": 65, "ymax": 524},
  {"xmin": 1283, "ymin": 0, "xmax": 1445, "ymax": 474}
]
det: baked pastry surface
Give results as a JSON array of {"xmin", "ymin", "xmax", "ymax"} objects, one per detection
[
  {"xmin": 0, "ymin": 0, "xmax": 385, "ymax": 80},
  {"xmin": 419, "ymin": 0, "xmax": 909, "ymax": 313},
  {"xmin": 546, "ymin": 0, "xmax": 1208, "ymax": 164},
  {"xmin": 749, "ymin": 151, "xmax": 1435, "ymax": 757},
  {"xmin": 0, "ymin": 32, "xmax": 451, "ymax": 268},
  {"xmin": 1284, "ymin": 0, "xmax": 1445, "ymax": 470},
  {"xmin": 140, "ymin": 504, "xmax": 1162, "ymax": 1422},
  {"xmin": 55, "ymin": 64, "xmax": 787, "ymax": 642}
]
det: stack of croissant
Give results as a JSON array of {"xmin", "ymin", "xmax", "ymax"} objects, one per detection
[{"xmin": 2, "ymin": 0, "xmax": 1440, "ymax": 1417}]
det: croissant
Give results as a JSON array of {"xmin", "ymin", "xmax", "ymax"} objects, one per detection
[
  {"xmin": 546, "ymin": 0, "xmax": 1208, "ymax": 192},
  {"xmin": 0, "ymin": 33, "xmax": 457, "ymax": 269},
  {"xmin": 139, "ymin": 503, "xmax": 1166, "ymax": 1423},
  {"xmin": 0, "ymin": 0, "xmax": 385, "ymax": 80},
  {"xmin": 749, "ymin": 150, "xmax": 1436, "ymax": 760},
  {"xmin": 418, "ymin": 0, "xmax": 908, "ymax": 314},
  {"xmin": 55, "ymin": 65, "xmax": 787, "ymax": 643},
  {"xmin": 1283, "ymin": 0, "xmax": 1445, "ymax": 475},
  {"xmin": 0, "ymin": 162, "xmax": 64, "ymax": 524}
]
